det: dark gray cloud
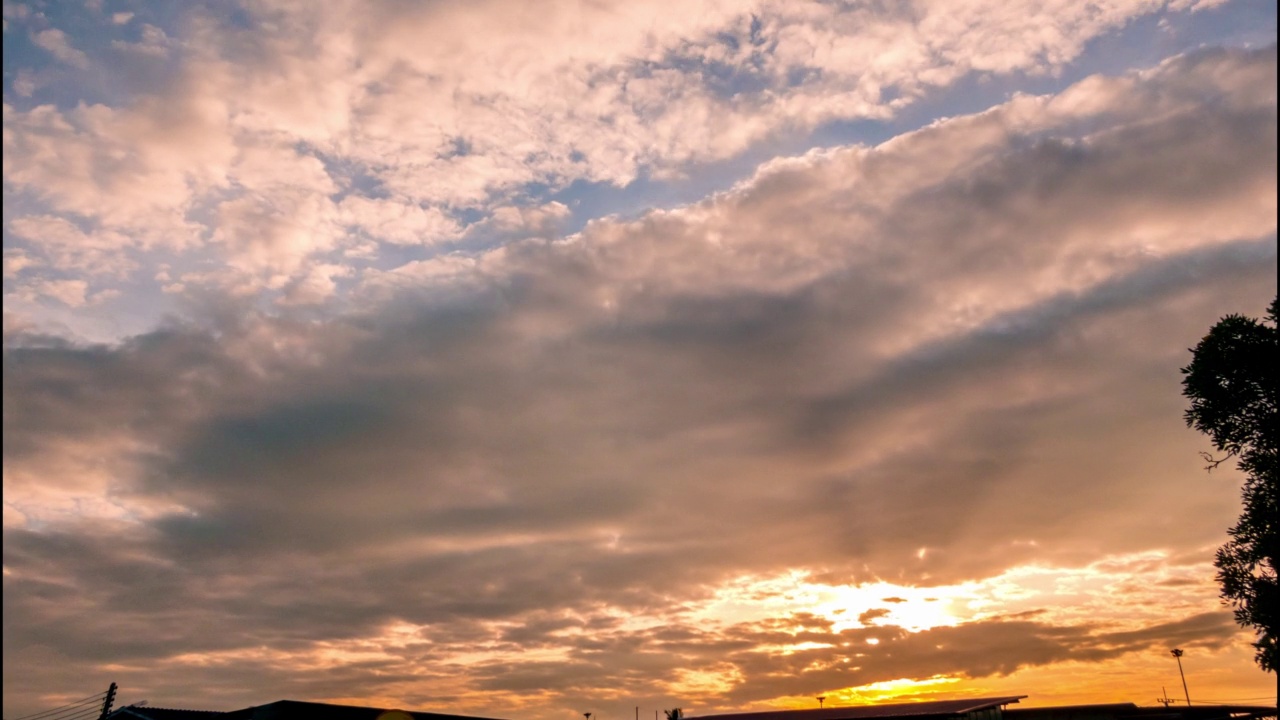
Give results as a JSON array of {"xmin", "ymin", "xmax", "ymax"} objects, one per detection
[{"xmin": 3, "ymin": 45, "xmax": 1277, "ymax": 719}]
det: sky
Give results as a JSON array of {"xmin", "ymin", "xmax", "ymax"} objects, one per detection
[{"xmin": 2, "ymin": 0, "xmax": 1278, "ymax": 718}]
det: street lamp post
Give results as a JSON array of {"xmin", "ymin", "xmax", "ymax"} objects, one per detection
[{"xmin": 1170, "ymin": 649, "xmax": 1191, "ymax": 706}]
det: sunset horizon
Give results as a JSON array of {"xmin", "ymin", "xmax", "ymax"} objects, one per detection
[{"xmin": 3, "ymin": 0, "xmax": 1276, "ymax": 718}]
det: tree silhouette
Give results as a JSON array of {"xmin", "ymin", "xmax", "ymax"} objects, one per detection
[{"xmin": 1181, "ymin": 294, "xmax": 1278, "ymax": 699}]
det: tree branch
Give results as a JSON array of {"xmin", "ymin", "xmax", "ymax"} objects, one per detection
[{"xmin": 1200, "ymin": 450, "xmax": 1236, "ymax": 472}]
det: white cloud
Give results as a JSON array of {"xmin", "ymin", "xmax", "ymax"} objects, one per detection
[
  {"xmin": 5, "ymin": 0, "xmax": 1216, "ymax": 311},
  {"xmin": 3, "ymin": 248, "xmax": 38, "ymax": 276},
  {"xmin": 338, "ymin": 196, "xmax": 461, "ymax": 246},
  {"xmin": 13, "ymin": 278, "xmax": 89, "ymax": 306},
  {"xmin": 1168, "ymin": 0, "xmax": 1232, "ymax": 11},
  {"xmin": 111, "ymin": 23, "xmax": 170, "ymax": 56},
  {"xmin": 2, "ymin": 2, "xmax": 31, "ymax": 22},
  {"xmin": 31, "ymin": 28, "xmax": 90, "ymax": 69},
  {"xmin": 2, "ymin": 94, "xmax": 228, "ymax": 238},
  {"xmin": 486, "ymin": 201, "xmax": 572, "ymax": 235},
  {"xmin": 279, "ymin": 263, "xmax": 354, "ymax": 306},
  {"xmin": 211, "ymin": 191, "xmax": 340, "ymax": 274},
  {"xmin": 7, "ymin": 215, "xmax": 138, "ymax": 276},
  {"xmin": 11, "ymin": 69, "xmax": 37, "ymax": 96}
]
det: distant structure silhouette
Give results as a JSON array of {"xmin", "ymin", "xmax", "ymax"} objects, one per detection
[{"xmin": 1172, "ymin": 648, "xmax": 1192, "ymax": 706}]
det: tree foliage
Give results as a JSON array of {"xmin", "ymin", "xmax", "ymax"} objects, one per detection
[{"xmin": 1181, "ymin": 295, "xmax": 1278, "ymax": 679}]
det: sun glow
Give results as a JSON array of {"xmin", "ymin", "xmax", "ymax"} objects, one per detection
[
  {"xmin": 692, "ymin": 571, "xmax": 975, "ymax": 634},
  {"xmin": 814, "ymin": 582, "xmax": 969, "ymax": 632},
  {"xmin": 770, "ymin": 675, "xmax": 962, "ymax": 710},
  {"xmin": 835, "ymin": 675, "xmax": 963, "ymax": 701},
  {"xmin": 671, "ymin": 666, "xmax": 744, "ymax": 695},
  {"xmin": 690, "ymin": 550, "xmax": 1223, "ymax": 644}
]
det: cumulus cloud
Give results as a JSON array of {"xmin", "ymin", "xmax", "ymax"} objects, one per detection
[
  {"xmin": 3, "ymin": 42, "xmax": 1276, "ymax": 718},
  {"xmin": 111, "ymin": 23, "xmax": 171, "ymax": 57},
  {"xmin": 7, "ymin": 215, "xmax": 138, "ymax": 277},
  {"xmin": 31, "ymin": 28, "xmax": 90, "ymax": 69},
  {"xmin": 2, "ymin": 0, "xmax": 1230, "ymax": 302},
  {"xmin": 338, "ymin": 196, "xmax": 462, "ymax": 247},
  {"xmin": 12, "ymin": 278, "xmax": 90, "ymax": 306}
]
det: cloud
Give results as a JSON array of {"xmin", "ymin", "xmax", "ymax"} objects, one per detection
[
  {"xmin": 338, "ymin": 197, "xmax": 462, "ymax": 247},
  {"xmin": 3, "ymin": 248, "xmax": 39, "ymax": 277},
  {"xmin": 5, "ymin": 277, "xmax": 119, "ymax": 309},
  {"xmin": 2, "ymin": 89, "xmax": 230, "ymax": 238},
  {"xmin": 279, "ymin": 263, "xmax": 355, "ymax": 306},
  {"xmin": 486, "ymin": 202, "xmax": 572, "ymax": 237},
  {"xmin": 11, "ymin": 69, "xmax": 38, "ymax": 96},
  {"xmin": 31, "ymin": 28, "xmax": 90, "ymax": 69},
  {"xmin": 111, "ymin": 24, "xmax": 171, "ymax": 57},
  {"xmin": 699, "ymin": 612, "xmax": 1240, "ymax": 706},
  {"xmin": 857, "ymin": 609, "xmax": 891, "ymax": 625},
  {"xmin": 13, "ymin": 278, "xmax": 90, "ymax": 306},
  {"xmin": 7, "ymin": 215, "xmax": 138, "ymax": 277},
  {"xmin": 4, "ymin": 41, "xmax": 1278, "ymax": 716},
  {"xmin": 2, "ymin": 0, "xmax": 1230, "ymax": 304}
]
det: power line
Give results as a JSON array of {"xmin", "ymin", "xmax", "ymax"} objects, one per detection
[
  {"xmin": 16, "ymin": 701, "xmax": 104, "ymax": 720},
  {"xmin": 40, "ymin": 710, "xmax": 101, "ymax": 720},
  {"xmin": 9, "ymin": 694, "xmax": 108, "ymax": 720},
  {"xmin": 16, "ymin": 702, "xmax": 108, "ymax": 720},
  {"xmin": 1190, "ymin": 696, "xmax": 1278, "ymax": 702},
  {"xmin": 27, "ymin": 692, "xmax": 106, "ymax": 709},
  {"xmin": 11, "ymin": 693, "xmax": 106, "ymax": 717},
  {"xmin": 11, "ymin": 708, "xmax": 103, "ymax": 720}
]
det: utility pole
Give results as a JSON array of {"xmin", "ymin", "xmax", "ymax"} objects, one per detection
[
  {"xmin": 1155, "ymin": 687, "xmax": 1174, "ymax": 708},
  {"xmin": 1170, "ymin": 649, "xmax": 1191, "ymax": 706},
  {"xmin": 817, "ymin": 697, "xmax": 826, "ymax": 709},
  {"xmin": 97, "ymin": 682, "xmax": 117, "ymax": 720}
]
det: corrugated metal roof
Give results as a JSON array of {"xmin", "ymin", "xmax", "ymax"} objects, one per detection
[
  {"xmin": 111, "ymin": 708, "xmax": 233, "ymax": 720},
  {"xmin": 107, "ymin": 700, "xmax": 513, "ymax": 720},
  {"xmin": 244, "ymin": 700, "xmax": 512, "ymax": 720},
  {"xmin": 688, "ymin": 696, "xmax": 1027, "ymax": 720},
  {"xmin": 1005, "ymin": 704, "xmax": 1278, "ymax": 720}
]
